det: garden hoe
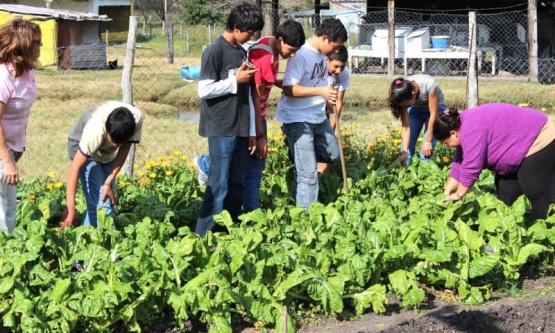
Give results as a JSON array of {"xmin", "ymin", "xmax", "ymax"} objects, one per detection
[{"xmin": 332, "ymin": 84, "xmax": 349, "ymax": 194}]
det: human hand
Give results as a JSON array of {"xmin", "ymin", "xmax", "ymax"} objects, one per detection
[
  {"xmin": 236, "ymin": 63, "xmax": 258, "ymax": 84},
  {"xmin": 395, "ymin": 151, "xmax": 408, "ymax": 166},
  {"xmin": 2, "ymin": 159, "xmax": 19, "ymax": 185},
  {"xmin": 248, "ymin": 136, "xmax": 257, "ymax": 155},
  {"xmin": 101, "ymin": 183, "xmax": 116, "ymax": 206},
  {"xmin": 321, "ymin": 86, "xmax": 338, "ymax": 104},
  {"xmin": 255, "ymin": 138, "xmax": 267, "ymax": 159},
  {"xmin": 442, "ymin": 193, "xmax": 462, "ymax": 202},
  {"xmin": 60, "ymin": 206, "xmax": 75, "ymax": 228},
  {"xmin": 421, "ymin": 142, "xmax": 433, "ymax": 157}
]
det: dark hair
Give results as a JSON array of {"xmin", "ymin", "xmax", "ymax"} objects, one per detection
[
  {"xmin": 433, "ymin": 108, "xmax": 461, "ymax": 141},
  {"xmin": 275, "ymin": 19, "xmax": 305, "ymax": 48},
  {"xmin": 106, "ymin": 107, "xmax": 136, "ymax": 144},
  {"xmin": 388, "ymin": 77, "xmax": 414, "ymax": 119},
  {"xmin": 328, "ymin": 45, "xmax": 348, "ymax": 62},
  {"xmin": 315, "ymin": 18, "xmax": 348, "ymax": 43},
  {"xmin": 225, "ymin": 2, "xmax": 264, "ymax": 33}
]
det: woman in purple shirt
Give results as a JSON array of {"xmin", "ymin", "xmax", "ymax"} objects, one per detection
[{"xmin": 433, "ymin": 103, "xmax": 555, "ymax": 220}]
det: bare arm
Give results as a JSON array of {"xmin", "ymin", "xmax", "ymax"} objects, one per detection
[
  {"xmin": 101, "ymin": 143, "xmax": 132, "ymax": 204},
  {"xmin": 282, "ymin": 85, "xmax": 337, "ymax": 104},
  {"xmin": 60, "ymin": 150, "xmax": 88, "ymax": 227},
  {"xmin": 442, "ymin": 177, "xmax": 469, "ymax": 202},
  {"xmin": 253, "ymin": 83, "xmax": 268, "ymax": 159},
  {"xmin": 396, "ymin": 109, "xmax": 410, "ymax": 165},
  {"xmin": 422, "ymin": 89, "xmax": 439, "ymax": 157}
]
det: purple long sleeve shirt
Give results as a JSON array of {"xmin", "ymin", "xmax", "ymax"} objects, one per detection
[{"xmin": 450, "ymin": 103, "xmax": 548, "ymax": 188}]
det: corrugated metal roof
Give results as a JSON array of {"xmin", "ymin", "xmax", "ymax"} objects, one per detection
[{"xmin": 0, "ymin": 4, "xmax": 111, "ymax": 21}]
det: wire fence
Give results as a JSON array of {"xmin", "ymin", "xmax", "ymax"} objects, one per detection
[{"xmin": 20, "ymin": 3, "xmax": 555, "ymax": 181}]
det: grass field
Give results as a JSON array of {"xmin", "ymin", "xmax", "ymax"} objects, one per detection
[{"xmin": 18, "ymin": 26, "xmax": 555, "ymax": 181}]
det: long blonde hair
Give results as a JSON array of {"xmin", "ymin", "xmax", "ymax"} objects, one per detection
[{"xmin": 0, "ymin": 18, "xmax": 41, "ymax": 77}]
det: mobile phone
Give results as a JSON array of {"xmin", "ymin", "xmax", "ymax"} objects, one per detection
[{"xmin": 243, "ymin": 59, "xmax": 256, "ymax": 70}]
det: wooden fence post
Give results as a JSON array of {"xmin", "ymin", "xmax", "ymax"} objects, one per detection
[
  {"xmin": 121, "ymin": 16, "xmax": 139, "ymax": 177},
  {"xmin": 467, "ymin": 11, "xmax": 478, "ymax": 108}
]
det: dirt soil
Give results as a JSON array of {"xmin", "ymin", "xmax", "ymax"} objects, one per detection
[
  {"xmin": 140, "ymin": 274, "xmax": 555, "ymax": 333},
  {"xmin": 292, "ymin": 275, "xmax": 555, "ymax": 333}
]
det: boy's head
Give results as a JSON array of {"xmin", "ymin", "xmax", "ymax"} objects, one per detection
[
  {"xmin": 315, "ymin": 18, "xmax": 348, "ymax": 56},
  {"xmin": 275, "ymin": 19, "xmax": 305, "ymax": 59},
  {"xmin": 225, "ymin": 2, "xmax": 264, "ymax": 44},
  {"xmin": 106, "ymin": 107, "xmax": 136, "ymax": 146},
  {"xmin": 327, "ymin": 45, "xmax": 348, "ymax": 77}
]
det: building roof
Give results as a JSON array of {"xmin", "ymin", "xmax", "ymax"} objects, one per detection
[
  {"xmin": 0, "ymin": 4, "xmax": 111, "ymax": 21},
  {"xmin": 285, "ymin": 9, "xmax": 364, "ymax": 17}
]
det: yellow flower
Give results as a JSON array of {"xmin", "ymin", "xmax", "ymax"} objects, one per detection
[
  {"xmin": 48, "ymin": 171, "xmax": 56, "ymax": 178},
  {"xmin": 138, "ymin": 171, "xmax": 145, "ymax": 177},
  {"xmin": 144, "ymin": 165, "xmax": 152, "ymax": 170},
  {"xmin": 181, "ymin": 156, "xmax": 189, "ymax": 162},
  {"xmin": 168, "ymin": 156, "xmax": 175, "ymax": 161},
  {"xmin": 392, "ymin": 139, "xmax": 401, "ymax": 145},
  {"xmin": 417, "ymin": 137, "xmax": 423, "ymax": 142},
  {"xmin": 133, "ymin": 164, "xmax": 139, "ymax": 170},
  {"xmin": 267, "ymin": 132, "xmax": 274, "ymax": 139},
  {"xmin": 188, "ymin": 162, "xmax": 195, "ymax": 169},
  {"xmin": 391, "ymin": 147, "xmax": 398, "ymax": 152},
  {"xmin": 270, "ymin": 124, "xmax": 275, "ymax": 129},
  {"xmin": 443, "ymin": 156, "xmax": 450, "ymax": 163},
  {"xmin": 165, "ymin": 170, "xmax": 173, "ymax": 176},
  {"xmin": 173, "ymin": 150, "xmax": 182, "ymax": 156},
  {"xmin": 28, "ymin": 194, "xmax": 36, "ymax": 200},
  {"xmin": 46, "ymin": 183, "xmax": 55, "ymax": 190},
  {"xmin": 396, "ymin": 128, "xmax": 401, "ymax": 134},
  {"xmin": 55, "ymin": 182, "xmax": 63, "ymax": 189},
  {"xmin": 518, "ymin": 103, "xmax": 529, "ymax": 107},
  {"xmin": 161, "ymin": 161, "xmax": 169, "ymax": 168},
  {"xmin": 148, "ymin": 173, "xmax": 156, "ymax": 179},
  {"xmin": 541, "ymin": 107, "xmax": 547, "ymax": 112},
  {"xmin": 119, "ymin": 180, "xmax": 127, "ymax": 186},
  {"xmin": 139, "ymin": 179, "xmax": 149, "ymax": 187},
  {"xmin": 157, "ymin": 156, "xmax": 165, "ymax": 162}
]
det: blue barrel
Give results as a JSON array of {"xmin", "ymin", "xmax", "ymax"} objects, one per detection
[
  {"xmin": 180, "ymin": 66, "xmax": 201, "ymax": 80},
  {"xmin": 431, "ymin": 36, "xmax": 451, "ymax": 49}
]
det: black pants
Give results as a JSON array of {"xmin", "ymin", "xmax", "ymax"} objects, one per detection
[{"xmin": 495, "ymin": 139, "xmax": 555, "ymax": 220}]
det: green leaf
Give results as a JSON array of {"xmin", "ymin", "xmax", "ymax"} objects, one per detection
[
  {"xmin": 351, "ymin": 284, "xmax": 388, "ymax": 314},
  {"xmin": 456, "ymin": 220, "xmax": 484, "ymax": 251},
  {"xmin": 51, "ymin": 278, "xmax": 71, "ymax": 303},
  {"xmin": 0, "ymin": 277, "xmax": 14, "ymax": 294},
  {"xmin": 469, "ymin": 252, "xmax": 500, "ymax": 279},
  {"xmin": 208, "ymin": 314, "xmax": 231, "ymax": 333},
  {"xmin": 516, "ymin": 243, "xmax": 550, "ymax": 265}
]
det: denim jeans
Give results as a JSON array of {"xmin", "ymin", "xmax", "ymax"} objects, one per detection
[
  {"xmin": 0, "ymin": 151, "xmax": 17, "ymax": 233},
  {"xmin": 195, "ymin": 136, "xmax": 249, "ymax": 237},
  {"xmin": 79, "ymin": 159, "xmax": 115, "ymax": 228},
  {"xmin": 243, "ymin": 120, "xmax": 267, "ymax": 213},
  {"xmin": 282, "ymin": 120, "xmax": 339, "ymax": 211},
  {"xmin": 406, "ymin": 104, "xmax": 446, "ymax": 165},
  {"xmin": 195, "ymin": 121, "xmax": 267, "ymax": 214}
]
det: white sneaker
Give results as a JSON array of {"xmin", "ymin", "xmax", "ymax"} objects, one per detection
[{"xmin": 193, "ymin": 156, "xmax": 208, "ymax": 189}]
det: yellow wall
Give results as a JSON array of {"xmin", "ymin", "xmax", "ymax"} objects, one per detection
[{"xmin": 0, "ymin": 12, "xmax": 57, "ymax": 68}]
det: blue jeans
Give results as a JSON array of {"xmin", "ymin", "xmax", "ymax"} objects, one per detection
[
  {"xmin": 79, "ymin": 159, "xmax": 115, "ymax": 228},
  {"xmin": 282, "ymin": 121, "xmax": 339, "ymax": 211},
  {"xmin": 243, "ymin": 120, "xmax": 267, "ymax": 213},
  {"xmin": 195, "ymin": 136, "xmax": 249, "ymax": 237},
  {"xmin": 406, "ymin": 104, "xmax": 446, "ymax": 165},
  {"xmin": 196, "ymin": 121, "xmax": 267, "ymax": 214}
]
